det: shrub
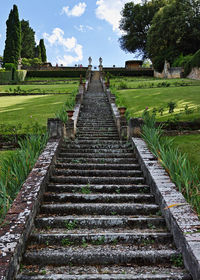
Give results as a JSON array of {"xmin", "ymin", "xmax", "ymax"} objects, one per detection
[
  {"xmin": 172, "ymin": 54, "xmax": 193, "ymax": 67},
  {"xmin": 4, "ymin": 63, "xmax": 16, "ymax": 71},
  {"xmin": 27, "ymin": 70, "xmax": 86, "ymax": 78}
]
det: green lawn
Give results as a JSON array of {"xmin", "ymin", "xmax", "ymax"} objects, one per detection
[
  {"xmin": 111, "ymin": 77, "xmax": 200, "ymax": 89},
  {"xmin": 169, "ymin": 134, "xmax": 200, "ymax": 176},
  {"xmin": 114, "ymin": 86, "xmax": 200, "ymax": 121},
  {"xmin": 0, "ymin": 94, "xmax": 73, "ymax": 133},
  {"xmin": 0, "ymin": 84, "xmax": 78, "ymax": 94}
]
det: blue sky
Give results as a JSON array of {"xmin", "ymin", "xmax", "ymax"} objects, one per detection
[{"xmin": 0, "ymin": 0, "xmax": 141, "ymax": 67}]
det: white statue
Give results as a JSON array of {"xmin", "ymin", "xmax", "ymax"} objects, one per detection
[{"xmin": 88, "ymin": 57, "xmax": 92, "ymax": 65}]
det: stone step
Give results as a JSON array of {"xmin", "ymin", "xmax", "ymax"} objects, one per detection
[
  {"xmin": 50, "ymin": 176, "xmax": 145, "ymax": 185},
  {"xmin": 58, "ymin": 152, "xmax": 134, "ymax": 158},
  {"xmin": 43, "ymin": 193, "xmax": 155, "ymax": 204},
  {"xmin": 40, "ymin": 203, "xmax": 159, "ymax": 215},
  {"xmin": 56, "ymin": 157, "xmax": 137, "ymax": 164},
  {"xmin": 76, "ymin": 137, "xmax": 120, "ymax": 140},
  {"xmin": 16, "ymin": 272, "xmax": 192, "ymax": 280},
  {"xmin": 61, "ymin": 143, "xmax": 132, "ymax": 149},
  {"xmin": 22, "ymin": 248, "xmax": 179, "ymax": 266},
  {"xmin": 55, "ymin": 163, "xmax": 140, "ymax": 171},
  {"xmin": 58, "ymin": 148, "xmax": 133, "ymax": 154},
  {"xmin": 47, "ymin": 184, "xmax": 150, "ymax": 194},
  {"xmin": 77, "ymin": 128, "xmax": 118, "ymax": 132},
  {"xmin": 35, "ymin": 215, "xmax": 166, "ymax": 229},
  {"xmin": 53, "ymin": 169, "xmax": 143, "ymax": 178},
  {"xmin": 30, "ymin": 232, "xmax": 172, "ymax": 246},
  {"xmin": 76, "ymin": 132, "xmax": 119, "ymax": 136}
]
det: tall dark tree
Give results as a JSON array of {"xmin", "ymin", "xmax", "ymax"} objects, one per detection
[
  {"xmin": 147, "ymin": 0, "xmax": 200, "ymax": 71},
  {"xmin": 21, "ymin": 20, "xmax": 36, "ymax": 58},
  {"xmin": 119, "ymin": 0, "xmax": 170, "ymax": 58},
  {"xmin": 39, "ymin": 39, "xmax": 47, "ymax": 63},
  {"xmin": 3, "ymin": 5, "xmax": 21, "ymax": 66},
  {"xmin": 35, "ymin": 45, "xmax": 41, "ymax": 60}
]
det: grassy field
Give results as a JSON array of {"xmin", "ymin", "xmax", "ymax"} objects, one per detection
[
  {"xmin": 169, "ymin": 134, "xmax": 200, "ymax": 176},
  {"xmin": 114, "ymin": 85, "xmax": 200, "ymax": 121},
  {"xmin": 0, "ymin": 83, "xmax": 78, "ymax": 94},
  {"xmin": 110, "ymin": 77, "xmax": 200, "ymax": 89},
  {"xmin": 0, "ymin": 94, "xmax": 73, "ymax": 133}
]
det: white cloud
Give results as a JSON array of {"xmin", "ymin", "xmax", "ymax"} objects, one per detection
[
  {"xmin": 35, "ymin": 34, "xmax": 39, "ymax": 45},
  {"xmin": 74, "ymin": 25, "xmax": 94, "ymax": 32},
  {"xmin": 96, "ymin": 0, "xmax": 141, "ymax": 34},
  {"xmin": 62, "ymin": 2, "xmax": 87, "ymax": 17},
  {"xmin": 43, "ymin": 28, "xmax": 83, "ymax": 66}
]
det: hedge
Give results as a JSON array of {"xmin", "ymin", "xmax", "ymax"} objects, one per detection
[
  {"xmin": 27, "ymin": 70, "xmax": 86, "ymax": 78},
  {"xmin": 103, "ymin": 69, "xmax": 154, "ymax": 77},
  {"xmin": 0, "ymin": 70, "xmax": 27, "ymax": 84}
]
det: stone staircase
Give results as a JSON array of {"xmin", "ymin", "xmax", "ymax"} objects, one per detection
[{"xmin": 16, "ymin": 74, "xmax": 192, "ymax": 279}]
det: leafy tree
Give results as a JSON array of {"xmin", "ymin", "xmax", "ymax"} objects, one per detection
[
  {"xmin": 147, "ymin": 0, "xmax": 200, "ymax": 71},
  {"xmin": 119, "ymin": 0, "xmax": 170, "ymax": 58},
  {"xmin": 21, "ymin": 20, "xmax": 36, "ymax": 58},
  {"xmin": 3, "ymin": 5, "xmax": 21, "ymax": 67},
  {"xmin": 39, "ymin": 39, "xmax": 47, "ymax": 63}
]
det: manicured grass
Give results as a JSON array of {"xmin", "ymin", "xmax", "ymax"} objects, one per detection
[
  {"xmin": 111, "ymin": 77, "xmax": 200, "ymax": 89},
  {"xmin": 0, "ymin": 84, "xmax": 78, "ymax": 94},
  {"xmin": 114, "ymin": 86, "xmax": 200, "ymax": 121},
  {"xmin": 169, "ymin": 134, "xmax": 200, "ymax": 176},
  {"xmin": 0, "ymin": 94, "xmax": 73, "ymax": 132}
]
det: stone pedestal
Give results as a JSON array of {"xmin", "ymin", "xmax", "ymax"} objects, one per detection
[
  {"xmin": 47, "ymin": 118, "xmax": 63, "ymax": 138},
  {"xmin": 88, "ymin": 65, "xmax": 92, "ymax": 71},
  {"xmin": 128, "ymin": 118, "xmax": 144, "ymax": 139},
  {"xmin": 99, "ymin": 65, "xmax": 103, "ymax": 72},
  {"xmin": 65, "ymin": 119, "xmax": 75, "ymax": 140}
]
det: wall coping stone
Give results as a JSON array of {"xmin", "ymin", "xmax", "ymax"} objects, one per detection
[
  {"xmin": 132, "ymin": 137, "xmax": 200, "ymax": 280},
  {"xmin": 0, "ymin": 139, "xmax": 61, "ymax": 280}
]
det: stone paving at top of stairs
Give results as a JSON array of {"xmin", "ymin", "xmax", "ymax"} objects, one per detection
[{"xmin": 16, "ymin": 73, "xmax": 192, "ymax": 280}]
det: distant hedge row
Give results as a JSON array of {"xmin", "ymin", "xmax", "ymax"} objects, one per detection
[
  {"xmin": 27, "ymin": 70, "xmax": 86, "ymax": 78},
  {"xmin": 103, "ymin": 69, "xmax": 154, "ymax": 77},
  {"xmin": 184, "ymin": 49, "xmax": 200, "ymax": 77}
]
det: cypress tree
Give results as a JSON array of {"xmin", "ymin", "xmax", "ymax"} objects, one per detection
[
  {"xmin": 21, "ymin": 20, "xmax": 36, "ymax": 58},
  {"xmin": 3, "ymin": 5, "xmax": 21, "ymax": 67},
  {"xmin": 35, "ymin": 45, "xmax": 41, "ymax": 60},
  {"xmin": 39, "ymin": 39, "xmax": 47, "ymax": 63}
]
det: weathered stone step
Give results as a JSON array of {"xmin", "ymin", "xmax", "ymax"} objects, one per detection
[
  {"xmin": 40, "ymin": 203, "xmax": 159, "ymax": 215},
  {"xmin": 77, "ymin": 132, "xmax": 119, "ymax": 136},
  {"xmin": 55, "ymin": 163, "xmax": 140, "ymax": 170},
  {"xmin": 16, "ymin": 272, "xmax": 192, "ymax": 280},
  {"xmin": 61, "ymin": 143, "xmax": 132, "ymax": 149},
  {"xmin": 47, "ymin": 184, "xmax": 150, "ymax": 194},
  {"xmin": 30, "ymin": 232, "xmax": 172, "ymax": 246},
  {"xmin": 64, "ymin": 139, "xmax": 128, "ymax": 144},
  {"xmin": 22, "ymin": 248, "xmax": 179, "ymax": 266},
  {"xmin": 77, "ymin": 128, "xmax": 118, "ymax": 132},
  {"xmin": 50, "ymin": 176, "xmax": 145, "ymax": 185},
  {"xmin": 57, "ymin": 157, "xmax": 137, "ymax": 164},
  {"xmin": 43, "ymin": 193, "xmax": 155, "ymax": 204},
  {"xmin": 58, "ymin": 148, "xmax": 133, "ymax": 154},
  {"xmin": 58, "ymin": 152, "xmax": 134, "ymax": 158},
  {"xmin": 35, "ymin": 215, "xmax": 166, "ymax": 229},
  {"xmin": 77, "ymin": 137, "xmax": 120, "ymax": 140},
  {"xmin": 53, "ymin": 169, "xmax": 143, "ymax": 178}
]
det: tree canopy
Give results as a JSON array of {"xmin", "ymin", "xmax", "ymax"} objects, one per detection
[
  {"xmin": 21, "ymin": 20, "xmax": 36, "ymax": 58},
  {"xmin": 119, "ymin": 0, "xmax": 169, "ymax": 58},
  {"xmin": 147, "ymin": 0, "xmax": 200, "ymax": 71},
  {"xmin": 3, "ymin": 5, "xmax": 21, "ymax": 66}
]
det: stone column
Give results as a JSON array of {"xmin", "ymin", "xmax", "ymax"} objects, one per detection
[{"xmin": 47, "ymin": 118, "xmax": 63, "ymax": 138}]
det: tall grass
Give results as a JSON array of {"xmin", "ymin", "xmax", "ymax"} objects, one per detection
[
  {"xmin": 142, "ymin": 110, "xmax": 200, "ymax": 215},
  {"xmin": 0, "ymin": 133, "xmax": 48, "ymax": 222}
]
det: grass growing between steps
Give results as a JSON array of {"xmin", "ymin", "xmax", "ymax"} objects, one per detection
[
  {"xmin": 0, "ymin": 134, "xmax": 48, "ymax": 223},
  {"xmin": 112, "ymin": 84, "xmax": 200, "ymax": 122},
  {"xmin": 0, "ymin": 94, "xmax": 75, "ymax": 134},
  {"xmin": 142, "ymin": 111, "xmax": 200, "ymax": 216}
]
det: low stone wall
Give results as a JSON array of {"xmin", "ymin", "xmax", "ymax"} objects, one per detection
[
  {"xmin": 132, "ymin": 138, "xmax": 200, "ymax": 280},
  {"xmin": 187, "ymin": 67, "xmax": 200, "ymax": 80},
  {"xmin": 154, "ymin": 67, "xmax": 183, "ymax": 79},
  {"xmin": 0, "ymin": 139, "xmax": 61, "ymax": 280}
]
